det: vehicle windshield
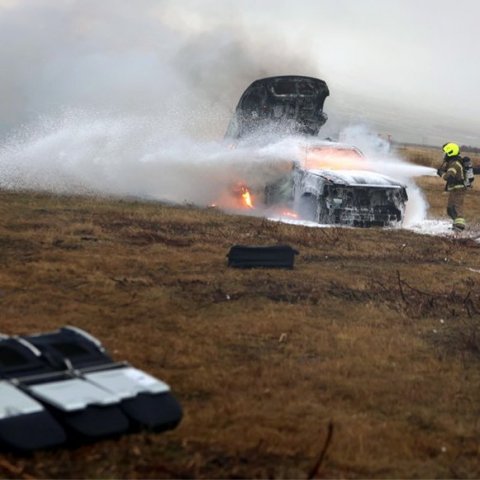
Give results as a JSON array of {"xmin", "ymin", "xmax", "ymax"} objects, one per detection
[{"xmin": 303, "ymin": 146, "xmax": 367, "ymax": 171}]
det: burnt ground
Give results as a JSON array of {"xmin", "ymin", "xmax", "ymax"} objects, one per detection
[{"xmin": 1, "ymin": 147, "xmax": 480, "ymax": 478}]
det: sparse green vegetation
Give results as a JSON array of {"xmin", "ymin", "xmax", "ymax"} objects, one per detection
[{"xmin": 1, "ymin": 146, "xmax": 480, "ymax": 478}]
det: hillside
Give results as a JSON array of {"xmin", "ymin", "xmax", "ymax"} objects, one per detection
[{"xmin": 1, "ymin": 146, "xmax": 480, "ymax": 478}]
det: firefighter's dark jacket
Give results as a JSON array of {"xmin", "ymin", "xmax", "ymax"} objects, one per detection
[{"xmin": 439, "ymin": 155, "xmax": 466, "ymax": 191}]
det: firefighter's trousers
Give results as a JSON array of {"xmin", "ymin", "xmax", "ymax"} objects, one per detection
[{"xmin": 447, "ymin": 188, "xmax": 466, "ymax": 231}]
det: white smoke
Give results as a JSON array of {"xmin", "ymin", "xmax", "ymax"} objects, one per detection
[
  {"xmin": 0, "ymin": 115, "xmax": 434, "ymax": 226},
  {"xmin": 337, "ymin": 124, "xmax": 435, "ymax": 226},
  {"xmin": 0, "ymin": 0, "xmax": 320, "ymax": 207},
  {"xmin": 0, "ymin": 1, "xmax": 437, "ymax": 227},
  {"xmin": 0, "ymin": 110, "xmax": 302, "ymax": 207},
  {"xmin": 0, "ymin": 0, "xmax": 318, "ymax": 140},
  {"xmin": 339, "ymin": 124, "xmax": 435, "ymax": 178}
]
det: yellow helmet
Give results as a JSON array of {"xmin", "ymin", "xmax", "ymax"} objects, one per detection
[{"xmin": 442, "ymin": 142, "xmax": 460, "ymax": 157}]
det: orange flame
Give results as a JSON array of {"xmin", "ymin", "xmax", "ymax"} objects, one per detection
[
  {"xmin": 241, "ymin": 187, "xmax": 254, "ymax": 209},
  {"xmin": 303, "ymin": 146, "xmax": 370, "ymax": 171}
]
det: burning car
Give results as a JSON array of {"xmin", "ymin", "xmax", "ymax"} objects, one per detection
[
  {"xmin": 265, "ymin": 141, "xmax": 408, "ymax": 226},
  {"xmin": 226, "ymin": 75, "xmax": 408, "ymax": 227}
]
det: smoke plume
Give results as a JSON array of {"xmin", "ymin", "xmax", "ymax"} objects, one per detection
[{"xmin": 0, "ymin": 0, "xmax": 434, "ymax": 226}]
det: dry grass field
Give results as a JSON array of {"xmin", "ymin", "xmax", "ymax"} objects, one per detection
[{"xmin": 1, "ymin": 145, "xmax": 480, "ymax": 478}]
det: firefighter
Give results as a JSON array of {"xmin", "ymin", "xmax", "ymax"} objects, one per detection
[{"xmin": 437, "ymin": 142, "xmax": 466, "ymax": 231}]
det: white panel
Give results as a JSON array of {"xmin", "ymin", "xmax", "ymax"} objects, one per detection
[
  {"xmin": 0, "ymin": 381, "xmax": 43, "ymax": 419},
  {"xmin": 84, "ymin": 367, "xmax": 170, "ymax": 399},
  {"xmin": 29, "ymin": 378, "xmax": 119, "ymax": 411}
]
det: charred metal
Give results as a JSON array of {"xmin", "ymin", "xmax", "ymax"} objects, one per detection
[{"xmin": 226, "ymin": 75, "xmax": 408, "ymax": 227}]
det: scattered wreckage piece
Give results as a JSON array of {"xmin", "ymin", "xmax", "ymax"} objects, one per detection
[
  {"xmin": 227, "ymin": 245, "xmax": 299, "ymax": 269},
  {"xmin": 25, "ymin": 327, "xmax": 182, "ymax": 432},
  {"xmin": 0, "ymin": 376, "xmax": 67, "ymax": 451},
  {"xmin": 0, "ymin": 327, "xmax": 182, "ymax": 452}
]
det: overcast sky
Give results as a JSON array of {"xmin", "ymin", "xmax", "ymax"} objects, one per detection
[{"xmin": 0, "ymin": 0, "xmax": 478, "ymax": 145}]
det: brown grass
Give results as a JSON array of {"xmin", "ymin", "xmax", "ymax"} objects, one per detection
[
  {"xmin": 1, "ymin": 145, "xmax": 480, "ymax": 478},
  {"xmin": 395, "ymin": 144, "xmax": 480, "ymax": 169}
]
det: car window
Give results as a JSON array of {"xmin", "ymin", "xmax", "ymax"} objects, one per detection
[{"xmin": 304, "ymin": 147, "xmax": 365, "ymax": 170}]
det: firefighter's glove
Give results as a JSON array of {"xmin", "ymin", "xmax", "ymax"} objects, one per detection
[{"xmin": 437, "ymin": 168, "xmax": 444, "ymax": 177}]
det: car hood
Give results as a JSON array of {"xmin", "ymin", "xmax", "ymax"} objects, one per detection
[
  {"xmin": 308, "ymin": 169, "xmax": 406, "ymax": 188},
  {"xmin": 226, "ymin": 76, "xmax": 330, "ymax": 139}
]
